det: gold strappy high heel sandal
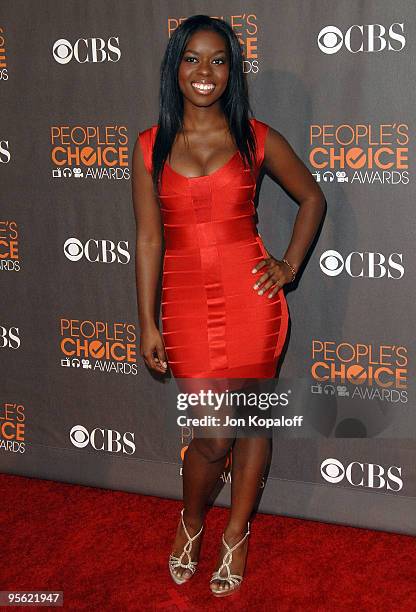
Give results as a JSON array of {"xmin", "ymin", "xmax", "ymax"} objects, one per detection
[
  {"xmin": 169, "ymin": 509, "xmax": 204, "ymax": 585},
  {"xmin": 210, "ymin": 523, "xmax": 250, "ymax": 597}
]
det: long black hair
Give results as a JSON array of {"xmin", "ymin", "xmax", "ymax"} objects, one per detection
[{"xmin": 151, "ymin": 14, "xmax": 257, "ymax": 193}]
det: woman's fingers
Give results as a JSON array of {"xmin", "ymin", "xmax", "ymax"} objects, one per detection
[
  {"xmin": 144, "ymin": 350, "xmax": 158, "ymax": 372},
  {"xmin": 143, "ymin": 346, "xmax": 168, "ymax": 373},
  {"xmin": 252, "ymin": 257, "xmax": 287, "ymax": 296},
  {"xmin": 251, "ymin": 258, "xmax": 268, "ymax": 274},
  {"xmin": 267, "ymin": 284, "xmax": 281, "ymax": 299},
  {"xmin": 154, "ymin": 341, "xmax": 168, "ymax": 371},
  {"xmin": 252, "ymin": 268, "xmax": 271, "ymax": 290},
  {"xmin": 259, "ymin": 278, "xmax": 278, "ymax": 295},
  {"xmin": 252, "ymin": 256, "xmax": 273, "ymax": 289},
  {"xmin": 140, "ymin": 327, "xmax": 169, "ymax": 373},
  {"xmin": 147, "ymin": 353, "xmax": 166, "ymax": 372}
]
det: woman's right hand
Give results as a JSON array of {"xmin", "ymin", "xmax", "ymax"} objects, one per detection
[{"xmin": 140, "ymin": 325, "xmax": 168, "ymax": 374}]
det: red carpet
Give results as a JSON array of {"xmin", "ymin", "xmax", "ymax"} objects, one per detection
[{"xmin": 1, "ymin": 473, "xmax": 415, "ymax": 611}]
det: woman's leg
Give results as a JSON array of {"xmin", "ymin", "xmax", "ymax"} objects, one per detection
[
  {"xmin": 171, "ymin": 435, "xmax": 235, "ymax": 580},
  {"xmin": 210, "ymin": 436, "xmax": 271, "ymax": 592}
]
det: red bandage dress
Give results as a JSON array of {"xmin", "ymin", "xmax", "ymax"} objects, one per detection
[{"xmin": 138, "ymin": 117, "xmax": 289, "ymax": 379}]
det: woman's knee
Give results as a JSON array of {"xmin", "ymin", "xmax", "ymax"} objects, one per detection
[{"xmin": 193, "ymin": 437, "xmax": 233, "ymax": 463}]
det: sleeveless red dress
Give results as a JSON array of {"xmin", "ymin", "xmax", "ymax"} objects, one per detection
[{"xmin": 138, "ymin": 117, "xmax": 289, "ymax": 379}]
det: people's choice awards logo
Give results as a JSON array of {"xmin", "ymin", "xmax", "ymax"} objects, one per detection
[
  {"xmin": 50, "ymin": 125, "xmax": 130, "ymax": 181},
  {"xmin": 311, "ymin": 340, "xmax": 408, "ymax": 404},
  {"xmin": 52, "ymin": 37, "xmax": 121, "ymax": 64},
  {"xmin": 309, "ymin": 123, "xmax": 409, "ymax": 185},
  {"xmin": 319, "ymin": 250, "xmax": 404, "ymax": 279},
  {"xmin": 59, "ymin": 318, "xmax": 138, "ymax": 375},
  {"xmin": 320, "ymin": 458, "xmax": 403, "ymax": 491},
  {"xmin": 70, "ymin": 424, "xmax": 135, "ymax": 454},
  {"xmin": 317, "ymin": 23, "xmax": 405, "ymax": 54},
  {"xmin": 63, "ymin": 238, "xmax": 130, "ymax": 264}
]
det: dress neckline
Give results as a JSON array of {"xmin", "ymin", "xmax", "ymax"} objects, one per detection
[{"xmin": 165, "ymin": 150, "xmax": 240, "ymax": 180}]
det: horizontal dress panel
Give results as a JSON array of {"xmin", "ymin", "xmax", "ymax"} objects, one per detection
[
  {"xmin": 217, "ymin": 237, "xmax": 265, "ymax": 261},
  {"xmin": 161, "ymin": 285, "xmax": 207, "ymax": 303},
  {"xmin": 162, "ymin": 252, "xmax": 202, "ymax": 272},
  {"xmin": 224, "ymin": 292, "xmax": 283, "ymax": 313},
  {"xmin": 161, "ymin": 314, "xmax": 209, "ymax": 333},
  {"xmin": 163, "ymin": 216, "xmax": 257, "ymax": 249},
  {"xmin": 161, "ymin": 299, "xmax": 209, "ymax": 318},
  {"xmin": 225, "ymin": 332, "xmax": 281, "ymax": 353},
  {"xmin": 162, "ymin": 270, "xmax": 205, "ymax": 288},
  {"xmin": 160, "ymin": 200, "xmax": 255, "ymax": 225},
  {"xmin": 211, "ymin": 183, "xmax": 257, "ymax": 206},
  {"xmin": 225, "ymin": 311, "xmax": 283, "ymax": 331}
]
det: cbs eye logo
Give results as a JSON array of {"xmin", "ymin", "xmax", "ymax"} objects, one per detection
[
  {"xmin": 317, "ymin": 26, "xmax": 343, "ymax": 54},
  {"xmin": 319, "ymin": 250, "xmax": 344, "ymax": 276},
  {"xmin": 70, "ymin": 425, "xmax": 89, "ymax": 448},
  {"xmin": 64, "ymin": 238, "xmax": 83, "ymax": 261},
  {"xmin": 53, "ymin": 39, "xmax": 73, "ymax": 64},
  {"xmin": 321, "ymin": 458, "xmax": 344, "ymax": 483}
]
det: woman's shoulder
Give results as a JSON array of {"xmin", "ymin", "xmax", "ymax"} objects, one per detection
[
  {"xmin": 250, "ymin": 116, "xmax": 270, "ymax": 134},
  {"xmin": 138, "ymin": 123, "xmax": 158, "ymax": 140},
  {"xmin": 250, "ymin": 116, "xmax": 271, "ymax": 142},
  {"xmin": 136, "ymin": 125, "xmax": 158, "ymax": 174},
  {"xmin": 249, "ymin": 117, "xmax": 271, "ymax": 166}
]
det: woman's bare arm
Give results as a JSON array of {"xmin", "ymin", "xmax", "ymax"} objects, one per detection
[
  {"xmin": 131, "ymin": 137, "xmax": 167, "ymax": 373},
  {"xmin": 263, "ymin": 126, "xmax": 326, "ymax": 272},
  {"xmin": 251, "ymin": 126, "xmax": 326, "ymax": 299}
]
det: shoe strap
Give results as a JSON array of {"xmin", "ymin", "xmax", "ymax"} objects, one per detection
[
  {"xmin": 222, "ymin": 522, "xmax": 250, "ymax": 554},
  {"xmin": 217, "ymin": 523, "xmax": 250, "ymax": 580},
  {"xmin": 176, "ymin": 508, "xmax": 204, "ymax": 568},
  {"xmin": 180, "ymin": 508, "xmax": 204, "ymax": 542}
]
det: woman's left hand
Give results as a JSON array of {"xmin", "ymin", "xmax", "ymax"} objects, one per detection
[{"xmin": 252, "ymin": 246, "xmax": 293, "ymax": 298}]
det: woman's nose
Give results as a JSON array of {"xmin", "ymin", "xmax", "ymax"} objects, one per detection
[{"xmin": 196, "ymin": 60, "xmax": 212, "ymax": 76}]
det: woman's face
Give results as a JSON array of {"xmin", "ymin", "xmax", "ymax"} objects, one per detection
[{"xmin": 178, "ymin": 29, "xmax": 230, "ymax": 108}]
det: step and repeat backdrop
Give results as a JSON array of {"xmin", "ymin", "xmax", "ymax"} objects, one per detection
[{"xmin": 1, "ymin": 1, "xmax": 415, "ymax": 535}]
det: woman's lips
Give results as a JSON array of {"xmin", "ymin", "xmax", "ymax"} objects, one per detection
[{"xmin": 191, "ymin": 81, "xmax": 216, "ymax": 95}]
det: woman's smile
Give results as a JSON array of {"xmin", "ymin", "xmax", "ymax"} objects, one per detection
[{"xmin": 191, "ymin": 81, "xmax": 216, "ymax": 95}]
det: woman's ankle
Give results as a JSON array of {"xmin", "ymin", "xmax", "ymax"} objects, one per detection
[
  {"xmin": 182, "ymin": 508, "xmax": 204, "ymax": 532},
  {"xmin": 224, "ymin": 522, "xmax": 249, "ymax": 543}
]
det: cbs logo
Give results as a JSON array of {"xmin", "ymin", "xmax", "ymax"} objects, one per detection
[
  {"xmin": 319, "ymin": 249, "xmax": 404, "ymax": 279},
  {"xmin": 0, "ymin": 140, "xmax": 11, "ymax": 163},
  {"xmin": 0, "ymin": 326, "xmax": 20, "ymax": 349},
  {"xmin": 63, "ymin": 238, "xmax": 130, "ymax": 264},
  {"xmin": 70, "ymin": 425, "xmax": 135, "ymax": 454},
  {"xmin": 53, "ymin": 37, "xmax": 121, "ymax": 64},
  {"xmin": 321, "ymin": 458, "xmax": 403, "ymax": 491},
  {"xmin": 317, "ymin": 23, "xmax": 405, "ymax": 54}
]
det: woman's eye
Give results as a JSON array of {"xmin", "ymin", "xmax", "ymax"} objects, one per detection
[{"xmin": 184, "ymin": 57, "xmax": 225, "ymax": 64}]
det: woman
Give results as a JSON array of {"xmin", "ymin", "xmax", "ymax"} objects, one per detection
[{"xmin": 132, "ymin": 15, "xmax": 325, "ymax": 597}]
